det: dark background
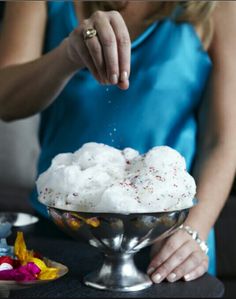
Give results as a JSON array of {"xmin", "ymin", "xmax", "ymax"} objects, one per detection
[{"xmin": 0, "ymin": 2, "xmax": 235, "ymax": 297}]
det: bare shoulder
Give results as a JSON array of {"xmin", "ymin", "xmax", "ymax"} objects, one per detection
[
  {"xmin": 0, "ymin": 1, "xmax": 47, "ymax": 67},
  {"xmin": 208, "ymin": 2, "xmax": 236, "ymax": 61}
]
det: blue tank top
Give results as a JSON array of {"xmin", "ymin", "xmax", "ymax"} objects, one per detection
[{"xmin": 30, "ymin": 1, "xmax": 216, "ymax": 275}]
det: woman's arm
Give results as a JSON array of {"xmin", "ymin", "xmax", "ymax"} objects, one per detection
[
  {"xmin": 186, "ymin": 1, "xmax": 236, "ymax": 238},
  {"xmin": 0, "ymin": 2, "xmax": 79, "ymax": 121},
  {"xmin": 147, "ymin": 2, "xmax": 236, "ymax": 283},
  {"xmin": 0, "ymin": 2, "xmax": 131, "ymax": 121},
  {"xmin": 0, "ymin": 2, "xmax": 89, "ymax": 121},
  {"xmin": 0, "ymin": 43, "xmax": 80, "ymax": 121}
]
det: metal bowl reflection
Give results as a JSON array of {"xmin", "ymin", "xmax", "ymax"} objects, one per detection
[{"xmin": 47, "ymin": 203, "xmax": 195, "ymax": 292}]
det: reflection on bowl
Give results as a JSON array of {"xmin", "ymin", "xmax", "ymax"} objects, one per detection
[{"xmin": 47, "ymin": 204, "xmax": 192, "ymax": 292}]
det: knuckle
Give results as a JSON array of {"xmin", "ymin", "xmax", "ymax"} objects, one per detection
[
  {"xmin": 102, "ymin": 36, "xmax": 116, "ymax": 47},
  {"xmin": 191, "ymin": 252, "xmax": 202, "ymax": 266},
  {"xmin": 109, "ymin": 10, "xmax": 120, "ymax": 17},
  {"xmin": 152, "ymin": 255, "xmax": 164, "ymax": 267},
  {"xmin": 109, "ymin": 10, "xmax": 121, "ymax": 18},
  {"xmin": 92, "ymin": 10, "xmax": 104, "ymax": 19},
  {"xmin": 81, "ymin": 19, "xmax": 90, "ymax": 28},
  {"xmin": 89, "ymin": 43, "xmax": 101, "ymax": 55},
  {"xmin": 179, "ymin": 230, "xmax": 192, "ymax": 241},
  {"xmin": 165, "ymin": 240, "xmax": 177, "ymax": 253},
  {"xmin": 107, "ymin": 59, "xmax": 118, "ymax": 70},
  {"xmin": 117, "ymin": 35, "xmax": 130, "ymax": 46},
  {"xmin": 186, "ymin": 240, "xmax": 198, "ymax": 253},
  {"xmin": 108, "ymin": 66, "xmax": 119, "ymax": 76},
  {"xmin": 175, "ymin": 252, "xmax": 186, "ymax": 264},
  {"xmin": 176, "ymin": 229, "xmax": 185, "ymax": 238},
  {"xmin": 160, "ymin": 263, "xmax": 171, "ymax": 276}
]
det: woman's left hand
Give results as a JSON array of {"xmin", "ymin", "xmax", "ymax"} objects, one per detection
[{"xmin": 147, "ymin": 229, "xmax": 209, "ymax": 283}]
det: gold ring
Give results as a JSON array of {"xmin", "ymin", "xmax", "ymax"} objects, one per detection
[{"xmin": 83, "ymin": 28, "xmax": 97, "ymax": 40}]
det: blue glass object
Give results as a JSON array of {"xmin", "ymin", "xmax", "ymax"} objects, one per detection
[{"xmin": 0, "ymin": 221, "xmax": 13, "ymax": 257}]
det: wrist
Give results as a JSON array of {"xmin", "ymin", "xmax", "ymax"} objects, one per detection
[
  {"xmin": 183, "ymin": 202, "xmax": 215, "ymax": 240},
  {"xmin": 57, "ymin": 38, "xmax": 84, "ymax": 74},
  {"xmin": 179, "ymin": 224, "xmax": 209, "ymax": 255},
  {"xmin": 183, "ymin": 217, "xmax": 211, "ymax": 241}
]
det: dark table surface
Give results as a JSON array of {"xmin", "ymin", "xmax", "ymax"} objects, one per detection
[{"xmin": 6, "ymin": 215, "xmax": 224, "ymax": 298}]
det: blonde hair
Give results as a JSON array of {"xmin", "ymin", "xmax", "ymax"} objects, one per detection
[{"xmin": 83, "ymin": 1, "xmax": 217, "ymax": 48}]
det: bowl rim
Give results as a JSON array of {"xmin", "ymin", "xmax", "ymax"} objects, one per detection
[{"xmin": 42, "ymin": 198, "xmax": 198, "ymax": 216}]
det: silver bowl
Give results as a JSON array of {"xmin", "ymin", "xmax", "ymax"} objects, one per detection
[{"xmin": 45, "ymin": 198, "xmax": 197, "ymax": 292}]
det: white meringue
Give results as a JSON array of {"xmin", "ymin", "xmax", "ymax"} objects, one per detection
[{"xmin": 37, "ymin": 142, "xmax": 196, "ymax": 213}]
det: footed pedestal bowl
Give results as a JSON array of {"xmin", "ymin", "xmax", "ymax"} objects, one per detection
[{"xmin": 44, "ymin": 198, "xmax": 197, "ymax": 292}]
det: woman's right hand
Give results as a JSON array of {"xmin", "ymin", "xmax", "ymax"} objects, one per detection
[{"xmin": 64, "ymin": 10, "xmax": 131, "ymax": 90}]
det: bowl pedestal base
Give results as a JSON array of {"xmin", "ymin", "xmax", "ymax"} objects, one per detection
[{"xmin": 84, "ymin": 253, "xmax": 153, "ymax": 292}]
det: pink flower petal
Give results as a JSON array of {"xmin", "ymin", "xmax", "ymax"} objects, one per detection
[
  {"xmin": 0, "ymin": 269, "xmax": 25, "ymax": 281},
  {"xmin": 0, "ymin": 262, "xmax": 41, "ymax": 281}
]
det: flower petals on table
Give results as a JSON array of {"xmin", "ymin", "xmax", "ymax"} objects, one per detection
[
  {"xmin": 14, "ymin": 231, "xmax": 33, "ymax": 263},
  {"xmin": 0, "ymin": 262, "xmax": 40, "ymax": 281},
  {"xmin": 28, "ymin": 257, "xmax": 59, "ymax": 280},
  {"xmin": 0, "ymin": 231, "xmax": 60, "ymax": 281},
  {"xmin": 38, "ymin": 267, "xmax": 59, "ymax": 280}
]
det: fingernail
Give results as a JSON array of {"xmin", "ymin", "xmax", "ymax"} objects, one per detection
[
  {"xmin": 152, "ymin": 273, "xmax": 162, "ymax": 284},
  {"xmin": 110, "ymin": 74, "xmax": 118, "ymax": 84},
  {"xmin": 120, "ymin": 71, "xmax": 128, "ymax": 82},
  {"xmin": 167, "ymin": 272, "xmax": 177, "ymax": 282},
  {"xmin": 184, "ymin": 274, "xmax": 191, "ymax": 281},
  {"xmin": 147, "ymin": 267, "xmax": 155, "ymax": 275}
]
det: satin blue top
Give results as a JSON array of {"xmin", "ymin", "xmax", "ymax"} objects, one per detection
[{"xmin": 30, "ymin": 2, "xmax": 216, "ymax": 275}]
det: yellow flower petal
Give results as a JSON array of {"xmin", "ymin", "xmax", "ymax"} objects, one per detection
[
  {"xmin": 38, "ymin": 267, "xmax": 59, "ymax": 280},
  {"xmin": 28, "ymin": 258, "xmax": 47, "ymax": 270},
  {"xmin": 14, "ymin": 231, "xmax": 32, "ymax": 263},
  {"xmin": 28, "ymin": 257, "xmax": 59, "ymax": 280},
  {"xmin": 14, "ymin": 232, "xmax": 59, "ymax": 280},
  {"xmin": 86, "ymin": 217, "xmax": 100, "ymax": 227}
]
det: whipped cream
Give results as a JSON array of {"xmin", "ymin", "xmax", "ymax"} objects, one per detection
[{"xmin": 37, "ymin": 142, "xmax": 196, "ymax": 213}]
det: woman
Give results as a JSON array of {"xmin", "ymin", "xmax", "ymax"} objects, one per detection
[{"xmin": 0, "ymin": 1, "xmax": 236, "ymax": 284}]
